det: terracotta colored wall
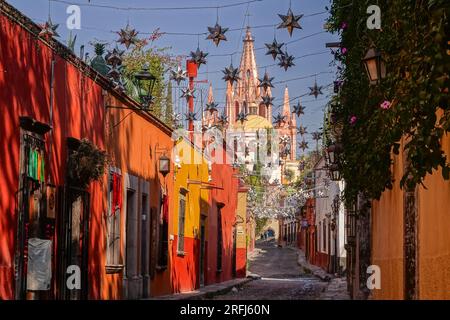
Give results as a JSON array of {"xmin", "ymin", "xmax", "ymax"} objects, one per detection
[
  {"xmin": 0, "ymin": 12, "xmax": 105, "ymax": 299},
  {"xmin": 206, "ymin": 152, "xmax": 239, "ymax": 285},
  {"xmin": 417, "ymin": 132, "xmax": 450, "ymax": 299},
  {"xmin": 171, "ymin": 140, "xmax": 209, "ymax": 293},
  {"xmin": 104, "ymin": 95, "xmax": 174, "ymax": 298},
  {"xmin": 371, "ymin": 139, "xmax": 405, "ymax": 300}
]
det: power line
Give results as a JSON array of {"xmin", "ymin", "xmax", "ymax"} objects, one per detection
[{"xmin": 49, "ymin": 0, "xmax": 264, "ymax": 11}]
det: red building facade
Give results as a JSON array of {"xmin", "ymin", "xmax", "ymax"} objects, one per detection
[{"xmin": 0, "ymin": 3, "xmax": 107, "ymax": 299}]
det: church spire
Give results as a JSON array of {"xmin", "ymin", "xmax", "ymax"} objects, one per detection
[
  {"xmin": 282, "ymin": 86, "xmax": 291, "ymax": 120},
  {"xmin": 235, "ymin": 26, "xmax": 261, "ymax": 115}
]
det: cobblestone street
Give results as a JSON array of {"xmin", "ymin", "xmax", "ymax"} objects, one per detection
[{"xmin": 210, "ymin": 240, "xmax": 349, "ymax": 300}]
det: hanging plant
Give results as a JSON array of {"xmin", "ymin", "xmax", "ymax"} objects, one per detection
[{"xmin": 67, "ymin": 139, "xmax": 108, "ymax": 189}]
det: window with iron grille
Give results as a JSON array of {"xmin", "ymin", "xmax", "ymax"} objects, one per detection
[
  {"xmin": 157, "ymin": 194, "xmax": 169, "ymax": 268},
  {"xmin": 106, "ymin": 171, "xmax": 122, "ymax": 269},
  {"xmin": 177, "ymin": 193, "xmax": 186, "ymax": 254},
  {"xmin": 217, "ymin": 205, "xmax": 223, "ymax": 271}
]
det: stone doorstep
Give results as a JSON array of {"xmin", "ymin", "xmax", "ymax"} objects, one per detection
[{"xmin": 146, "ymin": 278, "xmax": 253, "ymax": 300}]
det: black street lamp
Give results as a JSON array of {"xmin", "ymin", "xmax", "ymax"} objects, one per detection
[
  {"xmin": 328, "ymin": 163, "xmax": 341, "ymax": 181},
  {"xmin": 134, "ymin": 63, "xmax": 157, "ymax": 111},
  {"xmin": 326, "ymin": 142, "xmax": 342, "ymax": 166},
  {"xmin": 362, "ymin": 47, "xmax": 386, "ymax": 85}
]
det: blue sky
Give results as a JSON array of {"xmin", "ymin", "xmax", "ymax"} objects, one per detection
[{"xmin": 7, "ymin": 0, "xmax": 339, "ymax": 155}]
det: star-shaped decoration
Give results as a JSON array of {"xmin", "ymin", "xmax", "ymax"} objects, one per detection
[
  {"xmin": 217, "ymin": 113, "xmax": 228, "ymax": 125},
  {"xmin": 299, "ymin": 140, "xmax": 309, "ymax": 151},
  {"xmin": 298, "ymin": 160, "xmax": 306, "ymax": 171},
  {"xmin": 273, "ymin": 113, "xmax": 286, "ymax": 127},
  {"xmin": 278, "ymin": 50, "xmax": 295, "ymax": 71},
  {"xmin": 172, "ymin": 112, "xmax": 182, "ymax": 127},
  {"xmin": 236, "ymin": 112, "xmax": 248, "ymax": 123},
  {"xmin": 116, "ymin": 23, "xmax": 140, "ymax": 49},
  {"xmin": 206, "ymin": 23, "xmax": 229, "ymax": 47},
  {"xmin": 39, "ymin": 17, "xmax": 59, "ymax": 38},
  {"xmin": 258, "ymin": 71, "xmax": 275, "ymax": 91},
  {"xmin": 265, "ymin": 38, "xmax": 284, "ymax": 60},
  {"xmin": 190, "ymin": 47, "xmax": 208, "ymax": 68},
  {"xmin": 105, "ymin": 47, "xmax": 124, "ymax": 67},
  {"xmin": 222, "ymin": 63, "xmax": 240, "ymax": 85},
  {"xmin": 262, "ymin": 94, "xmax": 275, "ymax": 108},
  {"xmin": 297, "ymin": 125, "xmax": 308, "ymax": 136},
  {"xmin": 185, "ymin": 111, "xmax": 197, "ymax": 121},
  {"xmin": 309, "ymin": 80, "xmax": 324, "ymax": 99},
  {"xmin": 170, "ymin": 65, "xmax": 187, "ymax": 85},
  {"xmin": 312, "ymin": 131, "xmax": 322, "ymax": 141},
  {"xmin": 107, "ymin": 65, "xmax": 123, "ymax": 81},
  {"xmin": 277, "ymin": 8, "xmax": 303, "ymax": 37},
  {"xmin": 280, "ymin": 135, "xmax": 290, "ymax": 145},
  {"xmin": 205, "ymin": 101, "xmax": 219, "ymax": 113},
  {"xmin": 292, "ymin": 101, "xmax": 305, "ymax": 117},
  {"xmin": 181, "ymin": 87, "xmax": 196, "ymax": 103}
]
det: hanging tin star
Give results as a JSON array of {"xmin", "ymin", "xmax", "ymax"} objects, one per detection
[
  {"xmin": 217, "ymin": 113, "xmax": 228, "ymax": 125},
  {"xmin": 265, "ymin": 38, "xmax": 284, "ymax": 60},
  {"xmin": 107, "ymin": 65, "xmax": 123, "ymax": 81},
  {"xmin": 236, "ymin": 112, "xmax": 248, "ymax": 123},
  {"xmin": 222, "ymin": 63, "xmax": 240, "ymax": 85},
  {"xmin": 105, "ymin": 47, "xmax": 124, "ymax": 67},
  {"xmin": 299, "ymin": 140, "xmax": 309, "ymax": 151},
  {"xmin": 262, "ymin": 94, "xmax": 275, "ymax": 108},
  {"xmin": 292, "ymin": 101, "xmax": 305, "ymax": 117},
  {"xmin": 297, "ymin": 125, "xmax": 308, "ymax": 136},
  {"xmin": 181, "ymin": 87, "xmax": 196, "ymax": 103},
  {"xmin": 205, "ymin": 101, "xmax": 219, "ymax": 113},
  {"xmin": 170, "ymin": 65, "xmax": 187, "ymax": 85},
  {"xmin": 309, "ymin": 80, "xmax": 324, "ymax": 99},
  {"xmin": 39, "ymin": 17, "xmax": 59, "ymax": 38},
  {"xmin": 273, "ymin": 113, "xmax": 286, "ymax": 127},
  {"xmin": 116, "ymin": 23, "xmax": 140, "ymax": 49},
  {"xmin": 172, "ymin": 112, "xmax": 182, "ymax": 128},
  {"xmin": 185, "ymin": 111, "xmax": 197, "ymax": 121},
  {"xmin": 277, "ymin": 8, "xmax": 303, "ymax": 37},
  {"xmin": 280, "ymin": 135, "xmax": 290, "ymax": 145},
  {"xmin": 206, "ymin": 23, "xmax": 229, "ymax": 47},
  {"xmin": 190, "ymin": 47, "xmax": 208, "ymax": 68},
  {"xmin": 312, "ymin": 131, "xmax": 322, "ymax": 141},
  {"xmin": 278, "ymin": 50, "xmax": 295, "ymax": 71},
  {"xmin": 258, "ymin": 71, "xmax": 275, "ymax": 91}
]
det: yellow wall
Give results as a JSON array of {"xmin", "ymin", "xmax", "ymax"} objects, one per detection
[
  {"xmin": 172, "ymin": 139, "xmax": 209, "ymax": 240},
  {"xmin": 371, "ymin": 139, "xmax": 405, "ymax": 300},
  {"xmin": 417, "ymin": 132, "xmax": 450, "ymax": 299},
  {"xmin": 372, "ymin": 127, "xmax": 450, "ymax": 299}
]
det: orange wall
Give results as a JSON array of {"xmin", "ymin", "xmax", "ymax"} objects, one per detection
[{"xmin": 103, "ymin": 95, "xmax": 174, "ymax": 298}]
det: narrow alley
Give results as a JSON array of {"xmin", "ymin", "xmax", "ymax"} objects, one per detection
[{"xmin": 210, "ymin": 240, "xmax": 348, "ymax": 300}]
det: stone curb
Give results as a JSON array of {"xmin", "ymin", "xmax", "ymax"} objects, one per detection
[{"xmin": 147, "ymin": 278, "xmax": 254, "ymax": 300}]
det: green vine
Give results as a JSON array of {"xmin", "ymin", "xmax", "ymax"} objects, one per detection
[{"xmin": 326, "ymin": 0, "xmax": 449, "ymax": 205}]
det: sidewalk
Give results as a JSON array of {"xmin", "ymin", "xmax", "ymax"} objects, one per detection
[
  {"xmin": 293, "ymin": 247, "xmax": 350, "ymax": 300},
  {"xmin": 293, "ymin": 247, "xmax": 331, "ymax": 281},
  {"xmin": 146, "ymin": 277, "xmax": 253, "ymax": 300}
]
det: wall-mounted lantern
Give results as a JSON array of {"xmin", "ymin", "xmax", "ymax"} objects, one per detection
[
  {"xmin": 159, "ymin": 154, "xmax": 170, "ymax": 177},
  {"xmin": 362, "ymin": 47, "xmax": 386, "ymax": 85}
]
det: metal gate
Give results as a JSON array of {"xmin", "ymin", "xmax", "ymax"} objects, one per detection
[{"xmin": 57, "ymin": 186, "xmax": 90, "ymax": 300}]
